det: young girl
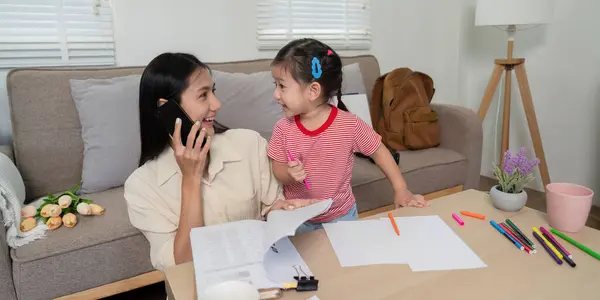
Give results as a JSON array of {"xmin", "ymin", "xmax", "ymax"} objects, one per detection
[{"xmin": 267, "ymin": 38, "xmax": 429, "ymax": 234}]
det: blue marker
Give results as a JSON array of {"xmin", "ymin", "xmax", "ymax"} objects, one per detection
[{"xmin": 490, "ymin": 220, "xmax": 524, "ymax": 251}]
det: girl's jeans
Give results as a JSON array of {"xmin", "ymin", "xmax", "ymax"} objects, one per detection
[{"xmin": 295, "ymin": 203, "xmax": 358, "ymax": 235}]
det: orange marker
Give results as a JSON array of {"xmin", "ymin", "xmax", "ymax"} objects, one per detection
[
  {"xmin": 460, "ymin": 210, "xmax": 485, "ymax": 220},
  {"xmin": 388, "ymin": 212, "xmax": 400, "ymax": 236}
]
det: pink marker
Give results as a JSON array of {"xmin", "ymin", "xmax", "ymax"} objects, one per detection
[
  {"xmin": 452, "ymin": 213, "xmax": 464, "ymax": 226},
  {"xmin": 287, "ymin": 151, "xmax": 311, "ymax": 189}
]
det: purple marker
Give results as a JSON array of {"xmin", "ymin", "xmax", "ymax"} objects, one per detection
[{"xmin": 540, "ymin": 226, "xmax": 572, "ymax": 259}]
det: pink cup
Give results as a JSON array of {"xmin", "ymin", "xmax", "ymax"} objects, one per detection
[{"xmin": 546, "ymin": 182, "xmax": 594, "ymax": 233}]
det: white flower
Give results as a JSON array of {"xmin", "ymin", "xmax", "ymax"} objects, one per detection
[
  {"xmin": 77, "ymin": 203, "xmax": 91, "ymax": 215},
  {"xmin": 20, "ymin": 205, "xmax": 37, "ymax": 218},
  {"xmin": 58, "ymin": 195, "xmax": 72, "ymax": 208}
]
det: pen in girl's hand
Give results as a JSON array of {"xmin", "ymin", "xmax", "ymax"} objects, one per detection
[{"xmin": 287, "ymin": 151, "xmax": 311, "ymax": 189}]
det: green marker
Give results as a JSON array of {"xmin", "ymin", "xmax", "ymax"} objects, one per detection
[
  {"xmin": 550, "ymin": 228, "xmax": 600, "ymax": 261},
  {"xmin": 506, "ymin": 219, "xmax": 536, "ymax": 249}
]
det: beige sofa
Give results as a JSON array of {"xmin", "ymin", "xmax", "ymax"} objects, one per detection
[{"xmin": 0, "ymin": 55, "xmax": 482, "ymax": 299}]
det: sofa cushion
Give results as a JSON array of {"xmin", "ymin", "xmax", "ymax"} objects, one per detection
[
  {"xmin": 69, "ymin": 75, "xmax": 142, "ymax": 194},
  {"xmin": 10, "ymin": 187, "xmax": 153, "ymax": 300},
  {"xmin": 351, "ymin": 147, "xmax": 468, "ymax": 212},
  {"xmin": 7, "ymin": 67, "xmax": 144, "ymax": 202}
]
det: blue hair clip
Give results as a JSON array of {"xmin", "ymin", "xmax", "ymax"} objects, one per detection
[{"xmin": 311, "ymin": 57, "xmax": 322, "ymax": 79}]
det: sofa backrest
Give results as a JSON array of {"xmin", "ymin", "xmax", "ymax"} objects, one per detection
[{"xmin": 6, "ymin": 55, "xmax": 380, "ymax": 200}]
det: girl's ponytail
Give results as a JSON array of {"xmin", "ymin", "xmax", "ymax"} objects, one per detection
[
  {"xmin": 335, "ymin": 71, "xmax": 348, "ymax": 111},
  {"xmin": 336, "ymin": 88, "xmax": 349, "ymax": 112}
]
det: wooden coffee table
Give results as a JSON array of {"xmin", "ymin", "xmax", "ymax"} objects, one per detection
[{"xmin": 164, "ymin": 189, "xmax": 600, "ymax": 299}]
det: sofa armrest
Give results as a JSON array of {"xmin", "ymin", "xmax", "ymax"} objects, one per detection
[
  {"xmin": 0, "ymin": 145, "xmax": 14, "ymax": 163},
  {"xmin": 0, "ymin": 221, "xmax": 17, "ymax": 300},
  {"xmin": 431, "ymin": 104, "xmax": 483, "ymax": 190},
  {"xmin": 0, "ymin": 145, "xmax": 19, "ymax": 299}
]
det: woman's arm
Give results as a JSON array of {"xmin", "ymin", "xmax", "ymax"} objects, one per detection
[
  {"xmin": 171, "ymin": 123, "xmax": 211, "ymax": 263},
  {"xmin": 124, "ymin": 172, "xmax": 180, "ymax": 271},
  {"xmin": 173, "ymin": 176, "xmax": 204, "ymax": 264}
]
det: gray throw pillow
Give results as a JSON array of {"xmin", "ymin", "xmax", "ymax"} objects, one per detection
[
  {"xmin": 69, "ymin": 75, "xmax": 141, "ymax": 194},
  {"xmin": 212, "ymin": 70, "xmax": 283, "ymax": 139},
  {"xmin": 213, "ymin": 63, "xmax": 366, "ymax": 138}
]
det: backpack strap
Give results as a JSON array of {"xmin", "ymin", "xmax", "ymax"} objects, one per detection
[
  {"xmin": 369, "ymin": 72, "xmax": 387, "ymax": 129},
  {"xmin": 414, "ymin": 72, "xmax": 435, "ymax": 102}
]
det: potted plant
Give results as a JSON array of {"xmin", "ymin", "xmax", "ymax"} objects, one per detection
[{"xmin": 490, "ymin": 147, "xmax": 540, "ymax": 212}]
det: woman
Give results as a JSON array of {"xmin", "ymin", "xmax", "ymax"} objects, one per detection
[{"xmin": 124, "ymin": 53, "xmax": 303, "ymax": 272}]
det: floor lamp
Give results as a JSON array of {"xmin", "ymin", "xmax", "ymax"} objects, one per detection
[{"xmin": 475, "ymin": 0, "xmax": 554, "ymax": 189}]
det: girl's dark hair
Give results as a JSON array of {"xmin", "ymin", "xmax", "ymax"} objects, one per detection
[
  {"xmin": 271, "ymin": 38, "xmax": 348, "ymax": 111},
  {"xmin": 138, "ymin": 52, "xmax": 228, "ymax": 166}
]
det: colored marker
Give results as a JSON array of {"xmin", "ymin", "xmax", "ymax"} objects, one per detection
[
  {"xmin": 501, "ymin": 223, "xmax": 530, "ymax": 251},
  {"xmin": 490, "ymin": 220, "xmax": 524, "ymax": 251},
  {"xmin": 533, "ymin": 227, "xmax": 563, "ymax": 259},
  {"xmin": 388, "ymin": 212, "xmax": 400, "ymax": 236},
  {"xmin": 501, "ymin": 223, "xmax": 535, "ymax": 254},
  {"xmin": 540, "ymin": 226, "xmax": 571, "ymax": 258},
  {"xmin": 532, "ymin": 230, "xmax": 562, "ymax": 265},
  {"xmin": 541, "ymin": 231, "xmax": 576, "ymax": 268},
  {"xmin": 506, "ymin": 219, "xmax": 536, "ymax": 249},
  {"xmin": 452, "ymin": 213, "xmax": 464, "ymax": 226},
  {"xmin": 460, "ymin": 210, "xmax": 485, "ymax": 220},
  {"xmin": 500, "ymin": 223, "xmax": 533, "ymax": 254},
  {"xmin": 287, "ymin": 151, "xmax": 310, "ymax": 189},
  {"xmin": 551, "ymin": 228, "xmax": 600, "ymax": 261}
]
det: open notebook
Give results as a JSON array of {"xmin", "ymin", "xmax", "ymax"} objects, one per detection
[{"xmin": 190, "ymin": 199, "xmax": 332, "ymax": 299}]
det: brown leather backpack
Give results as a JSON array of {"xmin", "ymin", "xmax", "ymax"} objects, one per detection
[{"xmin": 370, "ymin": 68, "xmax": 440, "ymax": 151}]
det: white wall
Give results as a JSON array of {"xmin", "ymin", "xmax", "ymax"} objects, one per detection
[
  {"xmin": 459, "ymin": 0, "xmax": 600, "ymax": 205},
  {"xmin": 112, "ymin": 0, "xmax": 462, "ymax": 104}
]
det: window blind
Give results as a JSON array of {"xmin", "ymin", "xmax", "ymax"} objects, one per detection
[
  {"xmin": 256, "ymin": 0, "xmax": 371, "ymax": 50},
  {"xmin": 0, "ymin": 0, "xmax": 115, "ymax": 68}
]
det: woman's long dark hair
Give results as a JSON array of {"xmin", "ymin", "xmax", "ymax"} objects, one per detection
[{"xmin": 138, "ymin": 53, "xmax": 227, "ymax": 166}]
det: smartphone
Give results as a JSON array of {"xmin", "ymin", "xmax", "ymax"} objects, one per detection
[{"xmin": 155, "ymin": 99, "xmax": 206, "ymax": 148}]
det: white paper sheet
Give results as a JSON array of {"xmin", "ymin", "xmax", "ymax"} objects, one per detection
[
  {"xmin": 263, "ymin": 237, "xmax": 312, "ymax": 284},
  {"xmin": 393, "ymin": 215, "xmax": 487, "ymax": 272},
  {"xmin": 323, "ymin": 215, "xmax": 487, "ymax": 272},
  {"xmin": 263, "ymin": 199, "xmax": 333, "ymax": 249},
  {"xmin": 190, "ymin": 199, "xmax": 332, "ymax": 299},
  {"xmin": 323, "ymin": 219, "xmax": 410, "ymax": 267}
]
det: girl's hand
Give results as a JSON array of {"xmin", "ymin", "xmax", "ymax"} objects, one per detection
[
  {"xmin": 287, "ymin": 160, "xmax": 307, "ymax": 182},
  {"xmin": 172, "ymin": 118, "xmax": 211, "ymax": 180},
  {"xmin": 394, "ymin": 191, "xmax": 429, "ymax": 208}
]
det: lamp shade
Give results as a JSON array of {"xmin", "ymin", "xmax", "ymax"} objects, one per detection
[{"xmin": 475, "ymin": 0, "xmax": 554, "ymax": 26}]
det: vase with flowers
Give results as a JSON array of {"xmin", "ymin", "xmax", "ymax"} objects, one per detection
[{"xmin": 490, "ymin": 147, "xmax": 540, "ymax": 212}]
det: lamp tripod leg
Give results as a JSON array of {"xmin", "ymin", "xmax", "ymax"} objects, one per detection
[
  {"xmin": 478, "ymin": 64, "xmax": 504, "ymax": 120},
  {"xmin": 514, "ymin": 63, "xmax": 551, "ymax": 189},
  {"xmin": 500, "ymin": 66, "xmax": 512, "ymax": 167}
]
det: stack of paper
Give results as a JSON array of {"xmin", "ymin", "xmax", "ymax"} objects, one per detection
[
  {"xmin": 190, "ymin": 199, "xmax": 332, "ymax": 299},
  {"xmin": 323, "ymin": 215, "xmax": 487, "ymax": 272}
]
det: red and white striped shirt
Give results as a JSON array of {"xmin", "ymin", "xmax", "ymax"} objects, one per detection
[{"xmin": 267, "ymin": 105, "xmax": 382, "ymax": 222}]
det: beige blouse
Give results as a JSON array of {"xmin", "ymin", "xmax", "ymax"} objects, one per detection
[{"xmin": 123, "ymin": 129, "xmax": 283, "ymax": 271}]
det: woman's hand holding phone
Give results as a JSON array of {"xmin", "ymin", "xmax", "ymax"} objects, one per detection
[{"xmin": 172, "ymin": 118, "xmax": 211, "ymax": 181}]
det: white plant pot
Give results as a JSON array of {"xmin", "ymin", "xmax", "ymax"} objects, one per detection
[{"xmin": 489, "ymin": 185, "xmax": 527, "ymax": 212}]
